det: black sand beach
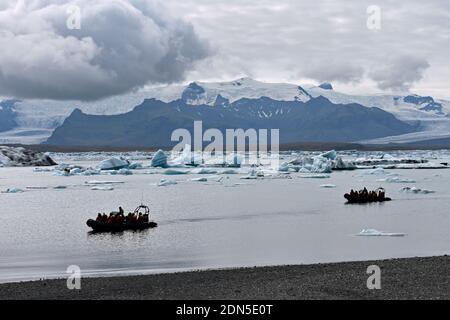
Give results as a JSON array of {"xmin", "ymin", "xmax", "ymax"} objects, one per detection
[{"xmin": 0, "ymin": 256, "xmax": 449, "ymax": 300}]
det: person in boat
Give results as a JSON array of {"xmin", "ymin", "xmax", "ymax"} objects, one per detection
[
  {"xmin": 137, "ymin": 213, "xmax": 144, "ymax": 223},
  {"xmin": 143, "ymin": 213, "xmax": 149, "ymax": 223},
  {"xmin": 119, "ymin": 207, "xmax": 124, "ymax": 215},
  {"xmin": 96, "ymin": 213, "xmax": 102, "ymax": 222}
]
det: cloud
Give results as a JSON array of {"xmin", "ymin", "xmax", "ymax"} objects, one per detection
[
  {"xmin": 0, "ymin": 0, "xmax": 210, "ymax": 100},
  {"xmin": 300, "ymin": 60, "xmax": 364, "ymax": 84},
  {"xmin": 369, "ymin": 56, "xmax": 430, "ymax": 92}
]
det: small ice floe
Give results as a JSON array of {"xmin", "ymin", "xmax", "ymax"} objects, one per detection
[
  {"xmin": 151, "ymin": 150, "xmax": 168, "ymax": 168},
  {"xmin": 53, "ymin": 185, "xmax": 67, "ymax": 189},
  {"xmin": 361, "ymin": 167, "xmax": 389, "ymax": 176},
  {"xmin": 192, "ymin": 168, "xmax": 218, "ymax": 175},
  {"xmin": 320, "ymin": 184, "xmax": 336, "ymax": 188},
  {"xmin": 33, "ymin": 167, "xmax": 53, "ymax": 172},
  {"xmin": 2, "ymin": 187, "xmax": 24, "ymax": 193},
  {"xmin": 400, "ymin": 186, "xmax": 435, "ymax": 194},
  {"xmin": 357, "ymin": 229, "xmax": 405, "ymax": 237},
  {"xmin": 377, "ymin": 177, "xmax": 416, "ymax": 183},
  {"xmin": 157, "ymin": 179, "xmax": 178, "ymax": 187},
  {"xmin": 128, "ymin": 162, "xmax": 143, "ymax": 169},
  {"xmin": 220, "ymin": 169, "xmax": 239, "ymax": 175},
  {"xmin": 85, "ymin": 180, "xmax": 124, "ymax": 185},
  {"xmin": 240, "ymin": 169, "xmax": 263, "ymax": 180},
  {"xmin": 91, "ymin": 186, "xmax": 114, "ymax": 191},
  {"xmin": 26, "ymin": 186, "xmax": 48, "ymax": 190},
  {"xmin": 96, "ymin": 157, "xmax": 130, "ymax": 170},
  {"xmin": 300, "ymin": 174, "xmax": 331, "ymax": 179},
  {"xmin": 191, "ymin": 177, "xmax": 208, "ymax": 182},
  {"xmin": 109, "ymin": 168, "xmax": 133, "ymax": 175},
  {"xmin": 163, "ymin": 169, "xmax": 191, "ymax": 175}
]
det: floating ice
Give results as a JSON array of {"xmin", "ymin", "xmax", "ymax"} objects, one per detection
[
  {"xmin": 0, "ymin": 146, "xmax": 56, "ymax": 167},
  {"xmin": 53, "ymin": 185, "xmax": 67, "ymax": 189},
  {"xmin": 357, "ymin": 229, "xmax": 405, "ymax": 237},
  {"xmin": 91, "ymin": 186, "xmax": 114, "ymax": 191},
  {"xmin": 151, "ymin": 150, "xmax": 168, "ymax": 168},
  {"xmin": 33, "ymin": 167, "xmax": 53, "ymax": 172},
  {"xmin": 400, "ymin": 186, "xmax": 435, "ymax": 194},
  {"xmin": 320, "ymin": 150, "xmax": 337, "ymax": 160},
  {"xmin": 26, "ymin": 186, "xmax": 48, "ymax": 190},
  {"xmin": 377, "ymin": 177, "xmax": 416, "ymax": 183},
  {"xmin": 300, "ymin": 174, "xmax": 331, "ymax": 179},
  {"xmin": 288, "ymin": 155, "xmax": 332, "ymax": 173},
  {"xmin": 157, "ymin": 179, "xmax": 178, "ymax": 186},
  {"xmin": 117, "ymin": 168, "xmax": 133, "ymax": 175},
  {"xmin": 191, "ymin": 177, "xmax": 208, "ymax": 182},
  {"xmin": 70, "ymin": 167, "xmax": 82, "ymax": 175},
  {"xmin": 192, "ymin": 168, "xmax": 218, "ymax": 174},
  {"xmin": 332, "ymin": 157, "xmax": 356, "ymax": 170},
  {"xmin": 220, "ymin": 169, "xmax": 239, "ymax": 174},
  {"xmin": 85, "ymin": 180, "xmax": 124, "ymax": 185},
  {"xmin": 163, "ymin": 169, "xmax": 191, "ymax": 175},
  {"xmin": 128, "ymin": 162, "xmax": 143, "ymax": 169},
  {"xmin": 97, "ymin": 157, "xmax": 129, "ymax": 170},
  {"xmin": 320, "ymin": 184, "xmax": 336, "ymax": 188},
  {"xmin": 2, "ymin": 187, "xmax": 24, "ymax": 193},
  {"xmin": 362, "ymin": 167, "xmax": 389, "ymax": 175}
]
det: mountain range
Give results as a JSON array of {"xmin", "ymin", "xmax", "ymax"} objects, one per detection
[{"xmin": 1, "ymin": 78, "xmax": 450, "ymax": 146}]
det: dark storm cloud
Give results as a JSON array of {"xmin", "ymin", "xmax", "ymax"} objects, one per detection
[{"xmin": 0, "ymin": 0, "xmax": 210, "ymax": 100}]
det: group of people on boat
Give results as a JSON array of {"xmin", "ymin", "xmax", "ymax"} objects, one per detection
[
  {"xmin": 344, "ymin": 187, "xmax": 391, "ymax": 203},
  {"xmin": 95, "ymin": 207, "xmax": 149, "ymax": 225}
]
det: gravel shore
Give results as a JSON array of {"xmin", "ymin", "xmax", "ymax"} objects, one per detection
[{"xmin": 1, "ymin": 256, "xmax": 449, "ymax": 300}]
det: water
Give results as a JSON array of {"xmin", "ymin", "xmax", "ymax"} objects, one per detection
[{"xmin": 1, "ymin": 154, "xmax": 450, "ymax": 283}]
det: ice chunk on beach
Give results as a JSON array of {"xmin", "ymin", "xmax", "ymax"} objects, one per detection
[
  {"xmin": 400, "ymin": 187, "xmax": 435, "ymax": 194},
  {"xmin": 151, "ymin": 150, "xmax": 168, "ymax": 168},
  {"xmin": 97, "ymin": 157, "xmax": 129, "ymax": 170},
  {"xmin": 357, "ymin": 229, "xmax": 405, "ymax": 237},
  {"xmin": 157, "ymin": 179, "xmax": 178, "ymax": 186}
]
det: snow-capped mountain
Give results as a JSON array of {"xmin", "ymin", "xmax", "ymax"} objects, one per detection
[{"xmin": 1, "ymin": 77, "xmax": 450, "ymax": 145}]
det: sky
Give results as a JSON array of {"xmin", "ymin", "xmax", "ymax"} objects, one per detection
[{"xmin": 0, "ymin": 0, "xmax": 449, "ymax": 100}]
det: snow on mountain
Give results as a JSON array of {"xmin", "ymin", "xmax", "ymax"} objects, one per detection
[{"xmin": 1, "ymin": 77, "xmax": 449, "ymax": 144}]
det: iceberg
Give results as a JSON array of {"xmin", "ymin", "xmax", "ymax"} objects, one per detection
[
  {"xmin": 128, "ymin": 162, "xmax": 143, "ymax": 169},
  {"xmin": 97, "ymin": 157, "xmax": 129, "ymax": 170},
  {"xmin": 151, "ymin": 150, "xmax": 168, "ymax": 168},
  {"xmin": 357, "ymin": 229, "xmax": 405, "ymax": 237},
  {"xmin": 0, "ymin": 146, "xmax": 57, "ymax": 167},
  {"xmin": 320, "ymin": 150, "xmax": 337, "ymax": 160},
  {"xmin": 332, "ymin": 157, "xmax": 356, "ymax": 170},
  {"xmin": 288, "ymin": 155, "xmax": 332, "ymax": 173}
]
